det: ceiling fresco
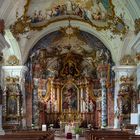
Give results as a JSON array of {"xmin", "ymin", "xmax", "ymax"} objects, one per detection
[
  {"xmin": 26, "ymin": 29, "xmax": 114, "ymax": 80},
  {"xmin": 26, "ymin": 0, "xmax": 114, "ymax": 27},
  {"xmin": 10, "ymin": 0, "xmax": 128, "ymax": 39}
]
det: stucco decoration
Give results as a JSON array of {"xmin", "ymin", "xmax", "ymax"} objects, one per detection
[
  {"xmin": 135, "ymin": 53, "xmax": 140, "ymax": 64},
  {"xmin": 6, "ymin": 55, "xmax": 19, "ymax": 66},
  {"xmin": 135, "ymin": 18, "xmax": 140, "ymax": 35},
  {"xmin": 10, "ymin": 0, "xmax": 128, "ymax": 40},
  {"xmin": 120, "ymin": 55, "xmax": 136, "ymax": 65}
]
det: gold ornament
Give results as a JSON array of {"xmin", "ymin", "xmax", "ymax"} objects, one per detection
[{"xmin": 7, "ymin": 55, "xmax": 19, "ymax": 66}]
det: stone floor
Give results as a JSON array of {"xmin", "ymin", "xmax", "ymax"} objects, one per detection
[{"xmin": 55, "ymin": 136, "xmax": 85, "ymax": 140}]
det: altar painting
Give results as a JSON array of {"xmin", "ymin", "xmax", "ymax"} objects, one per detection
[
  {"xmin": 62, "ymin": 83, "xmax": 78, "ymax": 111},
  {"xmin": 8, "ymin": 96, "xmax": 17, "ymax": 115}
]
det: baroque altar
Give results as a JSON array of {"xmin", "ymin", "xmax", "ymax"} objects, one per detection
[{"xmin": 24, "ymin": 30, "xmax": 115, "ymax": 128}]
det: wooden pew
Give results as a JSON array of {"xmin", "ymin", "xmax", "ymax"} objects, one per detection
[
  {"xmin": 85, "ymin": 129, "xmax": 140, "ymax": 140},
  {"xmin": 0, "ymin": 130, "xmax": 54, "ymax": 140}
]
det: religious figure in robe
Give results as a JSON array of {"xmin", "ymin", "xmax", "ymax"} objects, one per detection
[
  {"xmin": 66, "ymin": 0, "xmax": 73, "ymax": 14},
  {"xmin": 8, "ymin": 96, "xmax": 17, "ymax": 115},
  {"xmin": 91, "ymin": 0, "xmax": 107, "ymax": 20},
  {"xmin": 82, "ymin": 99, "xmax": 86, "ymax": 112},
  {"xmin": 88, "ymin": 100, "xmax": 95, "ymax": 112},
  {"xmin": 62, "ymin": 85, "xmax": 78, "ymax": 110},
  {"xmin": 54, "ymin": 100, "xmax": 58, "ymax": 112}
]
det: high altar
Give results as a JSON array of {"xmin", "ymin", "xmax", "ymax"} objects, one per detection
[{"xmin": 25, "ymin": 49, "xmax": 113, "ymax": 129}]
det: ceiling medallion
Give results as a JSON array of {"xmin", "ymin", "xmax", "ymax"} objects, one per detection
[
  {"xmin": 10, "ymin": 16, "xmax": 30, "ymax": 40},
  {"xmin": 109, "ymin": 16, "xmax": 129, "ymax": 40},
  {"xmin": 110, "ymin": 17, "xmax": 128, "ymax": 34},
  {"xmin": 60, "ymin": 17, "xmax": 79, "ymax": 37}
]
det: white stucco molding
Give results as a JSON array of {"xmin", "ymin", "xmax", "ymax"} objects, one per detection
[
  {"xmin": 2, "ymin": 65, "xmax": 28, "ymax": 79},
  {"xmin": 131, "ymin": 32, "xmax": 140, "ymax": 52},
  {"xmin": 3, "ymin": 29, "xmax": 22, "ymax": 65},
  {"xmin": 112, "ymin": 65, "xmax": 137, "ymax": 72}
]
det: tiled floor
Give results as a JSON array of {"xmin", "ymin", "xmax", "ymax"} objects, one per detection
[{"xmin": 55, "ymin": 136, "xmax": 85, "ymax": 140}]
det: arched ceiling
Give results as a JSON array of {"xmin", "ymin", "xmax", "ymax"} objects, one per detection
[
  {"xmin": 26, "ymin": 30, "xmax": 114, "ymax": 79},
  {"xmin": 0, "ymin": 0, "xmax": 140, "ymax": 65}
]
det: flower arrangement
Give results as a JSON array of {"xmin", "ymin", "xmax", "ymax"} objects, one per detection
[{"xmin": 74, "ymin": 126, "xmax": 82, "ymax": 134}]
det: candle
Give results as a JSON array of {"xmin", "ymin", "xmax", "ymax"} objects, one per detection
[{"xmin": 42, "ymin": 124, "xmax": 46, "ymax": 131}]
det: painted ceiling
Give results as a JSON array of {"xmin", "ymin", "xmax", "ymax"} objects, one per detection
[
  {"xmin": 27, "ymin": 30, "xmax": 114, "ymax": 79},
  {"xmin": 11, "ymin": 0, "xmax": 128, "ymax": 37},
  {"xmin": 0, "ymin": 0, "xmax": 140, "ymax": 65}
]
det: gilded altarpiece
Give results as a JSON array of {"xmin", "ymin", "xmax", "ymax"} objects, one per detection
[
  {"xmin": 25, "ymin": 30, "xmax": 115, "ymax": 128},
  {"xmin": 2, "ymin": 77, "xmax": 22, "ymax": 129}
]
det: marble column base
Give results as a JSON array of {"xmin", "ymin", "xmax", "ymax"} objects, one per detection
[
  {"xmin": 135, "ymin": 129, "xmax": 140, "ymax": 135},
  {"xmin": 0, "ymin": 128, "xmax": 5, "ymax": 135}
]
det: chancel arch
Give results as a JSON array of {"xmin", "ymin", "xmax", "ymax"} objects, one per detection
[
  {"xmin": 25, "ymin": 28, "xmax": 115, "ymax": 129},
  {"xmin": 23, "ymin": 20, "xmax": 116, "ymax": 64}
]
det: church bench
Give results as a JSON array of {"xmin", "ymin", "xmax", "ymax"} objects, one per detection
[
  {"xmin": 85, "ymin": 129, "xmax": 140, "ymax": 140},
  {"xmin": 0, "ymin": 130, "xmax": 54, "ymax": 140},
  {"xmin": 91, "ymin": 135, "xmax": 140, "ymax": 140}
]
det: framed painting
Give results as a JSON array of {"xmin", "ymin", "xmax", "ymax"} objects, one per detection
[
  {"xmin": 61, "ymin": 82, "xmax": 79, "ymax": 112},
  {"xmin": 38, "ymin": 78, "xmax": 51, "ymax": 103},
  {"xmin": 7, "ymin": 95, "xmax": 17, "ymax": 115}
]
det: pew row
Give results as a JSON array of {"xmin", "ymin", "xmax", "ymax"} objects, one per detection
[
  {"xmin": 85, "ymin": 129, "xmax": 140, "ymax": 140},
  {"xmin": 0, "ymin": 130, "xmax": 54, "ymax": 140}
]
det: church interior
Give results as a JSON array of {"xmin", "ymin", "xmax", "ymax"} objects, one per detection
[{"xmin": 0, "ymin": 0, "xmax": 140, "ymax": 140}]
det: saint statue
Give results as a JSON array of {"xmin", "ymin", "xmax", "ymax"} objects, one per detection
[
  {"xmin": 54, "ymin": 100, "xmax": 58, "ymax": 112},
  {"xmin": 66, "ymin": 0, "xmax": 72, "ymax": 14},
  {"xmin": 82, "ymin": 99, "xmax": 86, "ymax": 112},
  {"xmin": 89, "ymin": 100, "xmax": 95, "ymax": 112}
]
